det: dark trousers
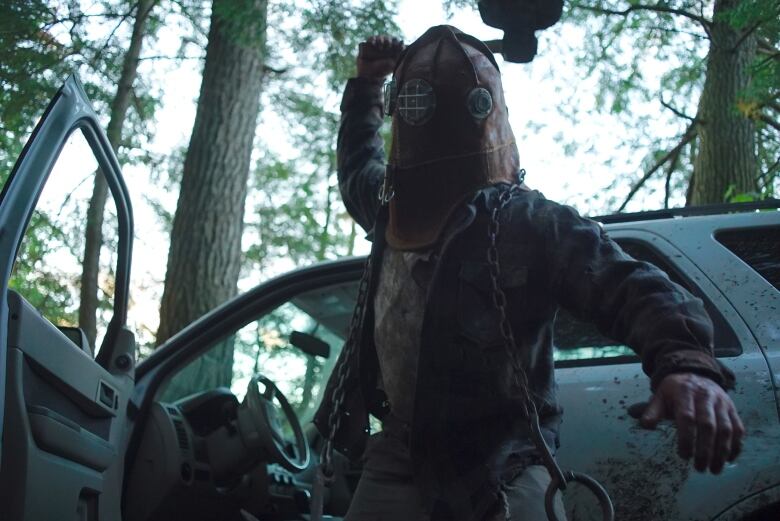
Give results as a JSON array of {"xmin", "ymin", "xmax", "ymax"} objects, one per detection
[{"xmin": 344, "ymin": 432, "xmax": 567, "ymax": 521}]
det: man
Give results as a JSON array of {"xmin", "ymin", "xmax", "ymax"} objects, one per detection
[{"xmin": 314, "ymin": 25, "xmax": 744, "ymax": 521}]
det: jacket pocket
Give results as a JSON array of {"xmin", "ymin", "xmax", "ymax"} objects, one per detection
[{"xmin": 457, "ymin": 261, "xmax": 527, "ymax": 346}]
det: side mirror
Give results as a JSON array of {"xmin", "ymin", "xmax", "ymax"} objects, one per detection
[{"xmin": 289, "ymin": 331, "xmax": 330, "ymax": 358}]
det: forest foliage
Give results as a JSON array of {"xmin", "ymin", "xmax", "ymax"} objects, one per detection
[{"xmin": 1, "ymin": 0, "xmax": 778, "ymax": 369}]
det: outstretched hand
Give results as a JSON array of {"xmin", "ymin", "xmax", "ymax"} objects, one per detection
[
  {"xmin": 641, "ymin": 372, "xmax": 744, "ymax": 474},
  {"xmin": 357, "ymin": 35, "xmax": 404, "ymax": 80}
]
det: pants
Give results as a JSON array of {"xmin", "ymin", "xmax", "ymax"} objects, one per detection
[{"xmin": 344, "ymin": 432, "xmax": 567, "ymax": 521}]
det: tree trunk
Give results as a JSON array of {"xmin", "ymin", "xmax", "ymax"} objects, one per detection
[
  {"xmin": 689, "ymin": 0, "xmax": 757, "ymax": 205},
  {"xmin": 156, "ymin": 0, "xmax": 267, "ymax": 396},
  {"xmin": 78, "ymin": 0, "xmax": 156, "ymax": 348},
  {"xmin": 159, "ymin": 337, "xmax": 236, "ymax": 402}
]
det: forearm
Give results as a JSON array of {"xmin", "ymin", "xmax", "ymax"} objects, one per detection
[
  {"xmin": 543, "ymin": 202, "xmax": 734, "ymax": 390},
  {"xmin": 336, "ymin": 77, "xmax": 387, "ymax": 233}
]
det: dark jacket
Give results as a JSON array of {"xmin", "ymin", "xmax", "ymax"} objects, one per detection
[{"xmin": 313, "ymin": 77, "xmax": 735, "ymax": 521}]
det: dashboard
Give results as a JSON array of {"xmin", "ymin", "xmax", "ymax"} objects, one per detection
[{"xmin": 124, "ymin": 388, "xmax": 323, "ymax": 521}]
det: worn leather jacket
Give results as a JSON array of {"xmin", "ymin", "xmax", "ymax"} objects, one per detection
[{"xmin": 313, "ymin": 77, "xmax": 735, "ymax": 521}]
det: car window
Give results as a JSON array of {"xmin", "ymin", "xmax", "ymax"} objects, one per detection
[
  {"xmin": 716, "ymin": 225, "xmax": 780, "ymax": 292},
  {"xmin": 553, "ymin": 238, "xmax": 741, "ymax": 367},
  {"xmin": 158, "ymin": 280, "xmax": 357, "ymax": 426},
  {"xmin": 8, "ymin": 129, "xmax": 119, "ymax": 356}
]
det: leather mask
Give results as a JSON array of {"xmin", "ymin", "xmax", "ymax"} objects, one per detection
[{"xmin": 384, "ymin": 25, "xmax": 520, "ymax": 250}]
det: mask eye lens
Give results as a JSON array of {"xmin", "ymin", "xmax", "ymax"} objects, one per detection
[
  {"xmin": 397, "ymin": 79, "xmax": 436, "ymax": 125},
  {"xmin": 468, "ymin": 88, "xmax": 493, "ymax": 119},
  {"xmin": 383, "ymin": 80, "xmax": 397, "ymax": 116}
]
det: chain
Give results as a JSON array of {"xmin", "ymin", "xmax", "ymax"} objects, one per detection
[
  {"xmin": 486, "ymin": 184, "xmax": 614, "ymax": 521},
  {"xmin": 321, "ymin": 254, "xmax": 373, "ymax": 475},
  {"xmin": 486, "ymin": 184, "xmax": 534, "ymax": 417}
]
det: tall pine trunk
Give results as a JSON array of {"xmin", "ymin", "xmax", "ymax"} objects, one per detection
[
  {"xmin": 156, "ymin": 0, "xmax": 267, "ymax": 393},
  {"xmin": 689, "ymin": 0, "xmax": 757, "ymax": 205},
  {"xmin": 78, "ymin": 0, "xmax": 156, "ymax": 348}
]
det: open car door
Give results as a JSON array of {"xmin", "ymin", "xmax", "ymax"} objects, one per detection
[{"xmin": 0, "ymin": 75, "xmax": 135, "ymax": 521}]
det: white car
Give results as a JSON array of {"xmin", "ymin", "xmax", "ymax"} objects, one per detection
[{"xmin": 1, "ymin": 77, "xmax": 778, "ymax": 521}]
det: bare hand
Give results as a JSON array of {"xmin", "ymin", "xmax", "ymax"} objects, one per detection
[
  {"xmin": 641, "ymin": 372, "xmax": 744, "ymax": 474},
  {"xmin": 357, "ymin": 35, "xmax": 404, "ymax": 80}
]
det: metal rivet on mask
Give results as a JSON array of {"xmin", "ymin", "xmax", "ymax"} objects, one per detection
[
  {"xmin": 397, "ymin": 79, "xmax": 436, "ymax": 125},
  {"xmin": 468, "ymin": 87, "xmax": 493, "ymax": 119},
  {"xmin": 383, "ymin": 79, "xmax": 397, "ymax": 116}
]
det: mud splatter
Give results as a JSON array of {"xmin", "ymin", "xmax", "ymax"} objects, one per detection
[{"xmin": 567, "ymin": 433, "xmax": 688, "ymax": 521}]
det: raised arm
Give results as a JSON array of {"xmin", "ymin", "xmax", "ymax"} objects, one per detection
[{"xmin": 337, "ymin": 36, "xmax": 404, "ymax": 233}]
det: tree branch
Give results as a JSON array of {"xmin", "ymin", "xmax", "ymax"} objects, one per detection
[
  {"xmin": 573, "ymin": 2, "xmax": 711, "ymax": 30},
  {"xmin": 42, "ymin": 11, "xmax": 127, "ymax": 32},
  {"xmin": 263, "ymin": 64, "xmax": 289, "ymax": 75},
  {"xmin": 758, "ymin": 38, "xmax": 779, "ymax": 54},
  {"xmin": 663, "ymin": 141, "xmax": 684, "ymax": 209},
  {"xmin": 618, "ymin": 125, "xmax": 697, "ymax": 212},
  {"xmin": 88, "ymin": 5, "xmax": 137, "ymax": 68},
  {"xmin": 660, "ymin": 95, "xmax": 696, "ymax": 122},
  {"xmin": 731, "ymin": 5, "xmax": 780, "ymax": 52},
  {"xmin": 138, "ymin": 54, "xmax": 202, "ymax": 61},
  {"xmin": 760, "ymin": 114, "xmax": 780, "ymax": 133},
  {"xmin": 762, "ymin": 156, "xmax": 780, "ymax": 183}
]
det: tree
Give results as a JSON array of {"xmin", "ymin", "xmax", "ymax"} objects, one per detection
[
  {"xmin": 1, "ymin": 1, "xmax": 171, "ymax": 349},
  {"xmin": 244, "ymin": 0, "xmax": 399, "ymax": 273},
  {"xmin": 562, "ymin": 0, "xmax": 778, "ymax": 208},
  {"xmin": 79, "ymin": 0, "xmax": 159, "ymax": 348},
  {"xmin": 0, "ymin": 1, "xmax": 87, "ymax": 178},
  {"xmin": 158, "ymin": 0, "xmax": 399, "ymax": 395},
  {"xmin": 155, "ymin": 0, "xmax": 269, "ymax": 375},
  {"xmin": 443, "ymin": 0, "xmax": 779, "ymax": 209}
]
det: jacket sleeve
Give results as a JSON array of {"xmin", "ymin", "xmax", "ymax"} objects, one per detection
[
  {"xmin": 336, "ymin": 77, "xmax": 387, "ymax": 234},
  {"xmin": 538, "ymin": 199, "xmax": 735, "ymax": 390}
]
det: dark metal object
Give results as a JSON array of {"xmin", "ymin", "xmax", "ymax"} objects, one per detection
[
  {"xmin": 397, "ymin": 79, "xmax": 436, "ymax": 126},
  {"xmin": 468, "ymin": 87, "xmax": 494, "ymax": 119},
  {"xmin": 115, "ymin": 353, "xmax": 132, "ymax": 370},
  {"xmin": 290, "ymin": 330, "xmax": 330, "ymax": 358},
  {"xmin": 487, "ymin": 184, "xmax": 614, "ymax": 521},
  {"xmin": 383, "ymin": 79, "xmax": 397, "ymax": 116},
  {"xmin": 478, "ymin": 0, "xmax": 564, "ymax": 63},
  {"xmin": 545, "ymin": 471, "xmax": 615, "ymax": 521}
]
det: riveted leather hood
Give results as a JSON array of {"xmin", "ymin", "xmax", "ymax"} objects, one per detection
[{"xmin": 385, "ymin": 25, "xmax": 519, "ymax": 250}]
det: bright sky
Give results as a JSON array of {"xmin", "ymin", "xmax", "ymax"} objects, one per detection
[{"xmin": 42, "ymin": 1, "xmax": 687, "ymax": 345}]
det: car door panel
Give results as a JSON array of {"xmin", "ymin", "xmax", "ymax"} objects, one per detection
[
  {"xmin": 555, "ymin": 230, "xmax": 779, "ymax": 520},
  {"xmin": 0, "ymin": 76, "xmax": 134, "ymax": 521}
]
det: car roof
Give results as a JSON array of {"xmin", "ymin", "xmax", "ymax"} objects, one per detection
[{"xmin": 592, "ymin": 199, "xmax": 780, "ymax": 226}]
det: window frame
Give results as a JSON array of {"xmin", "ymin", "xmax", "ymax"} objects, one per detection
[{"xmin": 553, "ymin": 230, "xmax": 744, "ymax": 369}]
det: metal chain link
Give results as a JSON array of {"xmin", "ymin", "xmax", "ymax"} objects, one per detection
[
  {"xmin": 321, "ymin": 254, "xmax": 373, "ymax": 475},
  {"xmin": 486, "ymin": 184, "xmax": 534, "ymax": 417},
  {"xmin": 487, "ymin": 183, "xmax": 614, "ymax": 521}
]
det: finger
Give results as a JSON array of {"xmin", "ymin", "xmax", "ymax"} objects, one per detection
[
  {"xmin": 641, "ymin": 394, "xmax": 666, "ymax": 429},
  {"xmin": 674, "ymin": 390, "xmax": 696, "ymax": 461},
  {"xmin": 693, "ymin": 392, "xmax": 716, "ymax": 472},
  {"xmin": 728, "ymin": 407, "xmax": 745, "ymax": 461},
  {"xmin": 710, "ymin": 400, "xmax": 732, "ymax": 474}
]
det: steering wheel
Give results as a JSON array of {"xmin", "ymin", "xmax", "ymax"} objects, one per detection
[{"xmin": 237, "ymin": 375, "xmax": 310, "ymax": 473}]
